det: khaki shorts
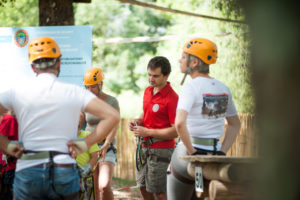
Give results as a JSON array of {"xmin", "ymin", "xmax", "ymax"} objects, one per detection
[{"xmin": 135, "ymin": 147, "xmax": 174, "ymax": 193}]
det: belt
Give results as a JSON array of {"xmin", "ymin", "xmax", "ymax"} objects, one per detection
[
  {"xmin": 149, "ymin": 154, "xmax": 170, "ymax": 163},
  {"xmin": 20, "ymin": 151, "xmax": 69, "ymax": 160},
  {"xmin": 190, "ymin": 137, "xmax": 218, "ymax": 146},
  {"xmin": 170, "ymin": 164, "xmax": 194, "ymax": 184},
  {"xmin": 33, "ymin": 163, "xmax": 76, "ymax": 168},
  {"xmin": 142, "ymin": 137, "xmax": 165, "ymax": 146}
]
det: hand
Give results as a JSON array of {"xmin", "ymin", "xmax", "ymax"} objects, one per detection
[
  {"xmin": 99, "ymin": 142, "xmax": 110, "ymax": 160},
  {"xmin": 128, "ymin": 119, "xmax": 142, "ymax": 131},
  {"xmin": 133, "ymin": 126, "xmax": 149, "ymax": 138},
  {"xmin": 6, "ymin": 141, "xmax": 24, "ymax": 158},
  {"xmin": 189, "ymin": 147, "xmax": 197, "ymax": 155},
  {"xmin": 216, "ymin": 151, "xmax": 226, "ymax": 156},
  {"xmin": 67, "ymin": 138, "xmax": 88, "ymax": 158}
]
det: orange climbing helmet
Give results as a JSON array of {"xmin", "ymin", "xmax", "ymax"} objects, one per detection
[
  {"xmin": 183, "ymin": 38, "xmax": 217, "ymax": 65},
  {"xmin": 28, "ymin": 37, "xmax": 61, "ymax": 63},
  {"xmin": 83, "ymin": 67, "xmax": 104, "ymax": 86}
]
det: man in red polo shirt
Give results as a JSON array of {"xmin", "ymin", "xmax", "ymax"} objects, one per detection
[{"xmin": 129, "ymin": 56, "xmax": 178, "ymax": 200}]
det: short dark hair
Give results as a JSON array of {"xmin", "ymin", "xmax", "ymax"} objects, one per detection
[{"xmin": 147, "ymin": 56, "xmax": 171, "ymax": 76}]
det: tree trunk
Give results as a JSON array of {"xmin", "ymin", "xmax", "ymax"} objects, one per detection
[
  {"xmin": 39, "ymin": 0, "xmax": 74, "ymax": 26},
  {"xmin": 241, "ymin": 1, "xmax": 300, "ymax": 200}
]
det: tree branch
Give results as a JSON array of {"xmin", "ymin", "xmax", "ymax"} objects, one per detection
[{"xmin": 116, "ymin": 0, "xmax": 246, "ymax": 24}]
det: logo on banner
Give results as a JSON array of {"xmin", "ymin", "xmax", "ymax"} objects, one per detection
[{"xmin": 14, "ymin": 29, "xmax": 29, "ymax": 47}]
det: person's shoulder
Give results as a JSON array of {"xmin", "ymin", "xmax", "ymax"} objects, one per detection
[
  {"xmin": 56, "ymin": 80, "xmax": 81, "ymax": 89},
  {"xmin": 145, "ymin": 86, "xmax": 152, "ymax": 92},
  {"xmin": 106, "ymin": 94, "xmax": 118, "ymax": 102},
  {"xmin": 143, "ymin": 86, "xmax": 153, "ymax": 96},
  {"xmin": 212, "ymin": 78, "xmax": 231, "ymax": 90},
  {"xmin": 1, "ymin": 114, "xmax": 15, "ymax": 121},
  {"xmin": 57, "ymin": 81, "xmax": 93, "ymax": 95},
  {"xmin": 167, "ymin": 85, "xmax": 179, "ymax": 98},
  {"xmin": 106, "ymin": 94, "xmax": 120, "ymax": 108},
  {"xmin": 182, "ymin": 79, "xmax": 195, "ymax": 90}
]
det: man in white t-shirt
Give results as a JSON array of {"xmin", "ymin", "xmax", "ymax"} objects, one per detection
[
  {"xmin": 167, "ymin": 38, "xmax": 241, "ymax": 200},
  {"xmin": 0, "ymin": 36, "xmax": 119, "ymax": 200}
]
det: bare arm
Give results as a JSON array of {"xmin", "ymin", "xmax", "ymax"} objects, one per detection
[
  {"xmin": 175, "ymin": 109, "xmax": 196, "ymax": 155},
  {"xmin": 89, "ymin": 151, "xmax": 99, "ymax": 169},
  {"xmin": 133, "ymin": 125, "xmax": 177, "ymax": 140},
  {"xmin": 131, "ymin": 110, "xmax": 177, "ymax": 139},
  {"xmin": 0, "ymin": 104, "xmax": 8, "ymax": 116},
  {"xmin": 103, "ymin": 108, "xmax": 120, "ymax": 145},
  {"xmin": 84, "ymin": 97, "xmax": 120, "ymax": 148},
  {"xmin": 100, "ymin": 108, "xmax": 120, "ymax": 159},
  {"xmin": 0, "ymin": 134, "xmax": 9, "ymax": 153},
  {"xmin": 220, "ymin": 115, "xmax": 241, "ymax": 153}
]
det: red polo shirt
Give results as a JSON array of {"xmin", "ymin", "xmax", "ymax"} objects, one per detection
[
  {"xmin": 143, "ymin": 82, "xmax": 178, "ymax": 148},
  {"xmin": 0, "ymin": 114, "xmax": 18, "ymax": 174}
]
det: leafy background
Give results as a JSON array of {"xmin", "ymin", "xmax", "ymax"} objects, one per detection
[{"xmin": 0, "ymin": 0, "xmax": 253, "ymax": 117}]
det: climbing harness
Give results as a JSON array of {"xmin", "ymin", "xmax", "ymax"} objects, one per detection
[
  {"xmin": 21, "ymin": 150, "xmax": 75, "ymax": 200},
  {"xmin": 190, "ymin": 137, "xmax": 219, "ymax": 154},
  {"xmin": 136, "ymin": 137, "xmax": 172, "ymax": 171}
]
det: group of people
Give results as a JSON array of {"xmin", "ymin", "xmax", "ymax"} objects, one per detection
[
  {"xmin": 0, "ymin": 36, "xmax": 120, "ymax": 200},
  {"xmin": 129, "ymin": 38, "xmax": 241, "ymax": 200},
  {"xmin": 0, "ymin": 35, "xmax": 240, "ymax": 200}
]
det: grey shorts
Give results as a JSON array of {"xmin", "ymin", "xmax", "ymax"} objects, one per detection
[
  {"xmin": 135, "ymin": 147, "xmax": 174, "ymax": 193},
  {"xmin": 98, "ymin": 144, "xmax": 117, "ymax": 164}
]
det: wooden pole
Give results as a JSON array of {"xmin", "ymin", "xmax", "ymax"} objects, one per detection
[
  {"xmin": 209, "ymin": 180, "xmax": 248, "ymax": 200},
  {"xmin": 187, "ymin": 162, "xmax": 254, "ymax": 183}
]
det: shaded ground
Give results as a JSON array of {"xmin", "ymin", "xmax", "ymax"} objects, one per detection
[{"xmin": 112, "ymin": 178, "xmax": 142, "ymax": 200}]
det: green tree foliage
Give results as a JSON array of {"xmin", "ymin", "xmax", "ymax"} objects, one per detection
[
  {"xmin": 0, "ymin": 0, "xmax": 38, "ymax": 27},
  {"xmin": 74, "ymin": 0, "xmax": 172, "ymax": 94},
  {"xmin": 0, "ymin": 0, "xmax": 15, "ymax": 7}
]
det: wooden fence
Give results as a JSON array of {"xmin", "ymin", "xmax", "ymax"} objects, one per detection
[{"xmin": 114, "ymin": 114, "xmax": 257, "ymax": 181}]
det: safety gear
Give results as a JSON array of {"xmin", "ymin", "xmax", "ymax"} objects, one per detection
[
  {"xmin": 28, "ymin": 37, "xmax": 61, "ymax": 63},
  {"xmin": 190, "ymin": 137, "xmax": 218, "ymax": 146},
  {"xmin": 78, "ymin": 163, "xmax": 91, "ymax": 178},
  {"xmin": 20, "ymin": 150, "xmax": 69, "ymax": 160},
  {"xmin": 191, "ymin": 148, "xmax": 225, "ymax": 156},
  {"xmin": 183, "ymin": 38, "xmax": 217, "ymax": 64},
  {"xmin": 83, "ymin": 68, "xmax": 104, "ymax": 86},
  {"xmin": 71, "ymin": 138, "xmax": 88, "ymax": 155}
]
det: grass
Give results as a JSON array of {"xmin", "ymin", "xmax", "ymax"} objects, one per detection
[{"xmin": 112, "ymin": 177, "xmax": 137, "ymax": 188}]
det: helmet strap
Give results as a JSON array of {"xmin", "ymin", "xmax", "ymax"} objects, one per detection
[
  {"xmin": 180, "ymin": 55, "xmax": 193, "ymax": 85},
  {"xmin": 97, "ymin": 84, "xmax": 102, "ymax": 96}
]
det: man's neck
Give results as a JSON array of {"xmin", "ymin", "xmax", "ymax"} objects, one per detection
[
  {"xmin": 191, "ymin": 71, "xmax": 210, "ymax": 79},
  {"xmin": 153, "ymin": 82, "xmax": 167, "ymax": 95},
  {"xmin": 36, "ymin": 70, "xmax": 58, "ymax": 77}
]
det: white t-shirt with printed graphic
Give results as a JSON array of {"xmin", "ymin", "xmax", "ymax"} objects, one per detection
[
  {"xmin": 177, "ymin": 77, "xmax": 237, "ymax": 150},
  {"xmin": 0, "ymin": 73, "xmax": 96, "ymax": 171}
]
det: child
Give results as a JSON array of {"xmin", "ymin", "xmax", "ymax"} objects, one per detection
[{"xmin": 76, "ymin": 112, "xmax": 100, "ymax": 200}]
